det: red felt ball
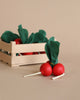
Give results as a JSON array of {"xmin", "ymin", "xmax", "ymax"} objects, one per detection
[
  {"xmin": 21, "ymin": 52, "xmax": 33, "ymax": 55},
  {"xmin": 40, "ymin": 63, "xmax": 52, "ymax": 76},
  {"xmin": 14, "ymin": 38, "xmax": 22, "ymax": 44},
  {"xmin": 52, "ymin": 63, "xmax": 65, "ymax": 76}
]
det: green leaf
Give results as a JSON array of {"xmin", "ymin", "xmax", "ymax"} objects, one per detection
[
  {"xmin": 45, "ymin": 37, "xmax": 60, "ymax": 68},
  {"xmin": 1, "ymin": 31, "xmax": 19, "ymax": 43},
  {"xmin": 27, "ymin": 33, "xmax": 35, "ymax": 43},
  {"xmin": 39, "ymin": 30, "xmax": 46, "ymax": 36},
  {"xmin": 18, "ymin": 25, "xmax": 28, "ymax": 44}
]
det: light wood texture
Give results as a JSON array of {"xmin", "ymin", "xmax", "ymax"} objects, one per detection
[
  {"xmin": 14, "ymin": 43, "xmax": 46, "ymax": 53},
  {"xmin": 11, "ymin": 42, "xmax": 16, "ymax": 67},
  {"xmin": 0, "ymin": 40, "xmax": 11, "ymax": 52},
  {"xmin": 0, "ymin": 51, "xmax": 11, "ymax": 65},
  {"xmin": 12, "ymin": 54, "xmax": 48, "ymax": 66},
  {"xmin": 0, "ymin": 41, "xmax": 48, "ymax": 67}
]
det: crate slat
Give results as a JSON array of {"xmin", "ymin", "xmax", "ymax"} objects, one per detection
[
  {"xmin": 0, "ymin": 40, "xmax": 11, "ymax": 52},
  {"xmin": 13, "ymin": 43, "xmax": 46, "ymax": 53},
  {"xmin": 11, "ymin": 54, "xmax": 48, "ymax": 66}
]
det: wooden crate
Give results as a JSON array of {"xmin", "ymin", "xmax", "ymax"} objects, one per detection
[{"xmin": 0, "ymin": 40, "xmax": 48, "ymax": 67}]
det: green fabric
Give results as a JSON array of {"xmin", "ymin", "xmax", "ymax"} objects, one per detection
[
  {"xmin": 16, "ymin": 53, "xmax": 19, "ymax": 56},
  {"xmin": 39, "ymin": 30, "xmax": 46, "ymax": 37},
  {"xmin": 45, "ymin": 37, "xmax": 60, "ymax": 68},
  {"xmin": 27, "ymin": 33, "xmax": 35, "ymax": 43},
  {"xmin": 18, "ymin": 25, "xmax": 28, "ymax": 44},
  {"xmin": 27, "ymin": 30, "xmax": 48, "ymax": 43},
  {"xmin": 1, "ymin": 31, "xmax": 19, "ymax": 43}
]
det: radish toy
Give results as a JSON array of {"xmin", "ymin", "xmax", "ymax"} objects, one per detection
[
  {"xmin": 52, "ymin": 63, "xmax": 65, "ymax": 76},
  {"xmin": 24, "ymin": 37, "xmax": 65, "ymax": 80},
  {"xmin": 24, "ymin": 62, "xmax": 52, "ymax": 77},
  {"xmin": 40, "ymin": 63, "xmax": 52, "ymax": 76}
]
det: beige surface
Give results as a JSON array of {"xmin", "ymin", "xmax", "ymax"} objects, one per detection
[
  {"xmin": 0, "ymin": 56, "xmax": 80, "ymax": 100},
  {"xmin": 0, "ymin": 0, "xmax": 80, "ymax": 100}
]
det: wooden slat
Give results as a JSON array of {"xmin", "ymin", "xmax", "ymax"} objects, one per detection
[
  {"xmin": 0, "ymin": 40, "xmax": 11, "ymax": 52},
  {"xmin": 0, "ymin": 51, "xmax": 11, "ymax": 65},
  {"xmin": 13, "ymin": 43, "xmax": 46, "ymax": 53},
  {"xmin": 12, "ymin": 54, "xmax": 48, "ymax": 66}
]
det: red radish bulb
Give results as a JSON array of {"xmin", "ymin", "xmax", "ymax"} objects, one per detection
[
  {"xmin": 40, "ymin": 63, "xmax": 52, "ymax": 76},
  {"xmin": 24, "ymin": 63, "xmax": 52, "ymax": 77},
  {"xmin": 53, "ymin": 63, "xmax": 65, "ymax": 76},
  {"xmin": 14, "ymin": 38, "xmax": 22, "ymax": 44},
  {"xmin": 21, "ymin": 52, "xmax": 33, "ymax": 55}
]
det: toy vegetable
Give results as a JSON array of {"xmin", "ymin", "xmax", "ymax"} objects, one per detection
[
  {"xmin": 18, "ymin": 25, "xmax": 28, "ymax": 44},
  {"xmin": 45, "ymin": 37, "xmax": 65, "ymax": 77},
  {"xmin": 45, "ymin": 37, "xmax": 60, "ymax": 67},
  {"xmin": 24, "ymin": 37, "xmax": 65, "ymax": 80},
  {"xmin": 24, "ymin": 62, "xmax": 52, "ymax": 77},
  {"xmin": 52, "ymin": 63, "xmax": 65, "ymax": 76}
]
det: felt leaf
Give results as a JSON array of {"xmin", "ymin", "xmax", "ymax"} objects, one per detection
[
  {"xmin": 49, "ymin": 37, "xmax": 55, "ymax": 41},
  {"xmin": 45, "ymin": 42, "xmax": 51, "ymax": 61},
  {"xmin": 45, "ymin": 37, "xmax": 60, "ymax": 67},
  {"xmin": 50, "ymin": 41, "xmax": 60, "ymax": 64},
  {"xmin": 1, "ymin": 31, "xmax": 19, "ymax": 43},
  {"xmin": 27, "ymin": 29, "xmax": 48, "ymax": 43},
  {"xmin": 18, "ymin": 25, "xmax": 28, "ymax": 44},
  {"xmin": 43, "ymin": 37, "xmax": 48, "ymax": 43},
  {"xmin": 33, "ymin": 31, "xmax": 48, "ymax": 43},
  {"xmin": 45, "ymin": 37, "xmax": 55, "ymax": 61},
  {"xmin": 33, "ymin": 32, "xmax": 44, "ymax": 43},
  {"xmin": 27, "ymin": 33, "xmax": 35, "ymax": 43},
  {"xmin": 39, "ymin": 30, "xmax": 46, "ymax": 36}
]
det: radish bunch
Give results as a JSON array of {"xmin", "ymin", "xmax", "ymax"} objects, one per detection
[
  {"xmin": 24, "ymin": 37, "xmax": 65, "ymax": 80},
  {"xmin": 24, "ymin": 61, "xmax": 65, "ymax": 80},
  {"xmin": 40, "ymin": 61, "xmax": 65, "ymax": 76}
]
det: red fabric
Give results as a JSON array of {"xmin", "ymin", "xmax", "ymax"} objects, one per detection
[
  {"xmin": 21, "ymin": 52, "xmax": 33, "ymax": 55},
  {"xmin": 40, "ymin": 63, "xmax": 52, "ymax": 76},
  {"xmin": 52, "ymin": 63, "xmax": 65, "ymax": 76},
  {"xmin": 14, "ymin": 38, "xmax": 22, "ymax": 44}
]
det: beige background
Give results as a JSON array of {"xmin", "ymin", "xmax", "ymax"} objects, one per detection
[{"xmin": 0, "ymin": 0, "xmax": 80, "ymax": 100}]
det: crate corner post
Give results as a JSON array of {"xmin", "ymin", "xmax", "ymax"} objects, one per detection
[{"xmin": 11, "ymin": 41, "xmax": 19, "ymax": 67}]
